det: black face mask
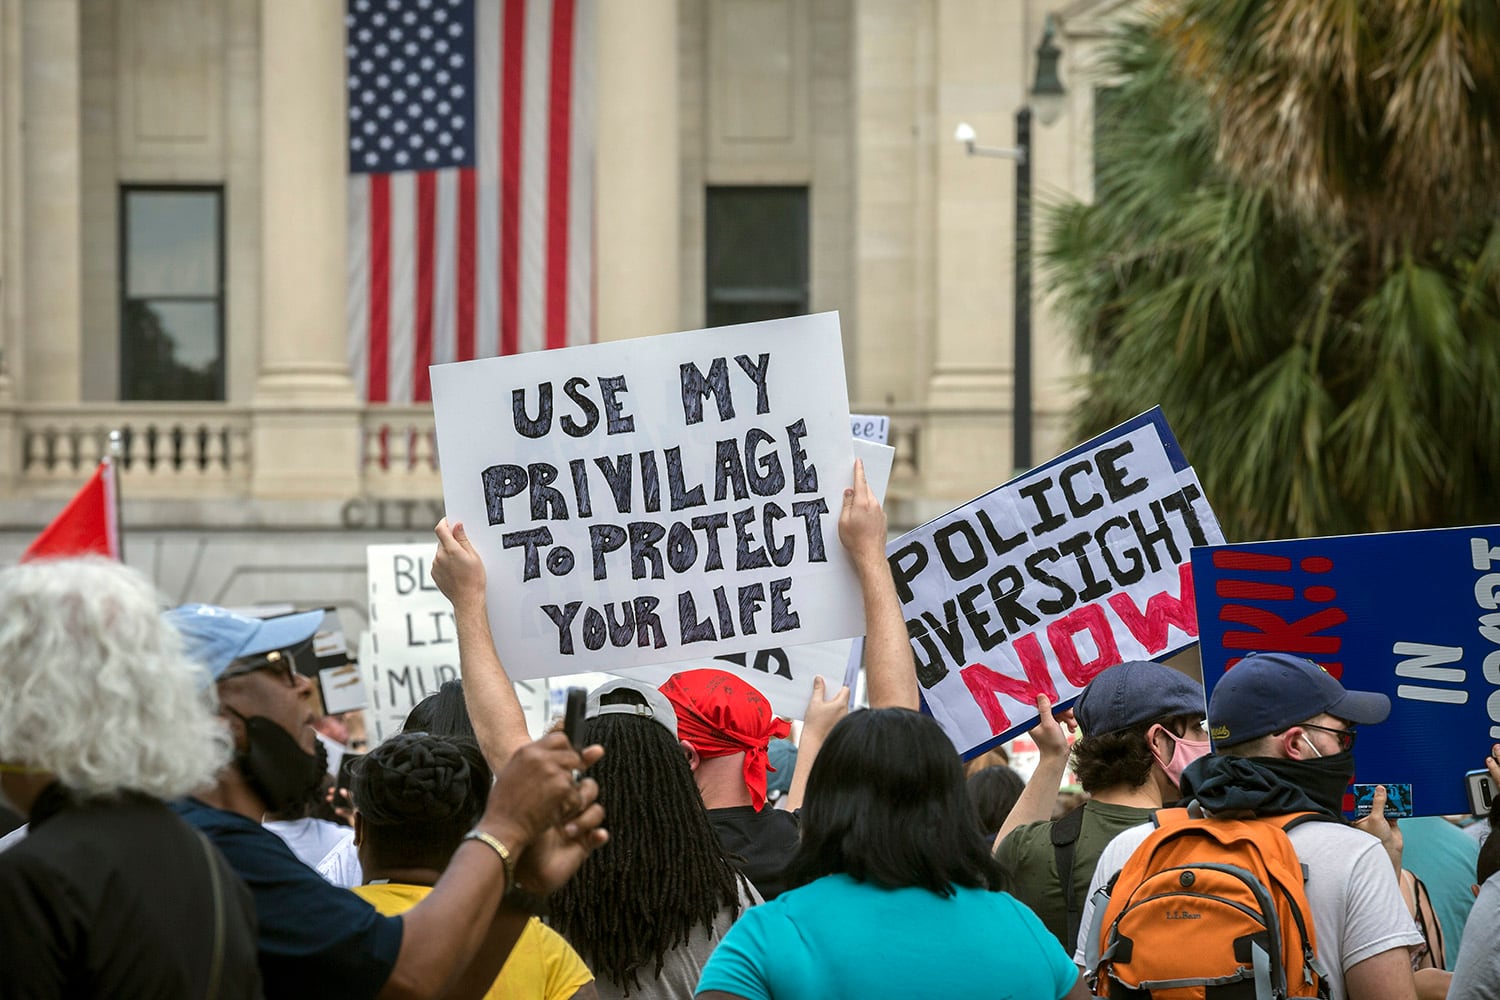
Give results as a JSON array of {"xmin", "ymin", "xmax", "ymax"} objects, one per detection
[
  {"xmin": 225, "ymin": 706, "xmax": 327, "ymax": 815},
  {"xmin": 1253, "ymin": 750, "xmax": 1358, "ymax": 817}
]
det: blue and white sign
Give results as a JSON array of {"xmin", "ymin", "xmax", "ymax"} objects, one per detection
[{"xmin": 1193, "ymin": 526, "xmax": 1500, "ymax": 817}]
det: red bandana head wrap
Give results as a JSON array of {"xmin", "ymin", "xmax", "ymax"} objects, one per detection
[{"xmin": 659, "ymin": 668, "xmax": 790, "ymax": 810}]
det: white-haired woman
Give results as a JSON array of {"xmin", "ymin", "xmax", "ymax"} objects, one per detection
[{"xmin": 0, "ymin": 557, "xmax": 262, "ymax": 998}]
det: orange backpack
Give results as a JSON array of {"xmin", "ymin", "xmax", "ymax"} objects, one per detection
[{"xmin": 1088, "ymin": 808, "xmax": 1331, "ymax": 1000}]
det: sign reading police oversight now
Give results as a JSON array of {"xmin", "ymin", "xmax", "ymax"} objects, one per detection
[
  {"xmin": 891, "ymin": 408, "xmax": 1224, "ymax": 758},
  {"xmin": 430, "ymin": 313, "xmax": 866, "ymax": 680},
  {"xmin": 365, "ymin": 543, "xmax": 551, "ymax": 745},
  {"xmin": 1193, "ymin": 526, "xmax": 1500, "ymax": 817}
]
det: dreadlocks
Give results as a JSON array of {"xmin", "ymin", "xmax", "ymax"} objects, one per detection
[
  {"xmin": 547, "ymin": 712, "xmax": 745, "ymax": 996},
  {"xmin": 350, "ymin": 732, "xmax": 490, "ymax": 873}
]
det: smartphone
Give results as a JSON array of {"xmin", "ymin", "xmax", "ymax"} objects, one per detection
[
  {"xmin": 1467, "ymin": 769, "xmax": 1494, "ymax": 816},
  {"xmin": 562, "ymin": 687, "xmax": 587, "ymax": 751},
  {"xmin": 1353, "ymin": 783, "xmax": 1413, "ymax": 819}
]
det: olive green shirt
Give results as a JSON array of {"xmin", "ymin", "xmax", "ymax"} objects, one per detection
[{"xmin": 995, "ymin": 799, "xmax": 1156, "ymax": 951}]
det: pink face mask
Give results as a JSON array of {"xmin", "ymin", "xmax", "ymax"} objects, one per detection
[{"xmin": 1150, "ymin": 725, "xmax": 1212, "ymax": 787}]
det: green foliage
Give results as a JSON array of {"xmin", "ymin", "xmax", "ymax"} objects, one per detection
[{"xmin": 1044, "ymin": 21, "xmax": 1500, "ymax": 540}]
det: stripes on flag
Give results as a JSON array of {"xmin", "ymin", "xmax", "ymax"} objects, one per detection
[{"xmin": 347, "ymin": 0, "xmax": 596, "ymax": 405}]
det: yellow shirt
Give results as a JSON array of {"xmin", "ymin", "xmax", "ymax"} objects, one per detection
[{"xmin": 353, "ymin": 882, "xmax": 593, "ymax": 1000}]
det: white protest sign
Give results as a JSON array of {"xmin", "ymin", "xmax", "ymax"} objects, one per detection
[
  {"xmin": 613, "ymin": 437, "xmax": 895, "ymax": 719},
  {"xmin": 365, "ymin": 543, "xmax": 554, "ymax": 746},
  {"xmin": 889, "ymin": 408, "xmax": 1223, "ymax": 757},
  {"xmin": 850, "ymin": 414, "xmax": 890, "ymax": 445},
  {"xmin": 431, "ymin": 313, "xmax": 866, "ymax": 680}
]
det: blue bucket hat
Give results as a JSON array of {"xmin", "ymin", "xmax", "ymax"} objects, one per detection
[
  {"xmin": 1073, "ymin": 660, "xmax": 1207, "ymax": 737},
  {"xmin": 1207, "ymin": 651, "xmax": 1390, "ymax": 748},
  {"xmin": 164, "ymin": 603, "xmax": 324, "ymax": 682}
]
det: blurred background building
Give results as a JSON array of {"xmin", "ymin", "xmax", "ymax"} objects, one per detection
[{"xmin": 0, "ymin": 0, "xmax": 1126, "ymax": 623}]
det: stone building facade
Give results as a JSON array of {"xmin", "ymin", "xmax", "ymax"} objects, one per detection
[{"xmin": 0, "ymin": 0, "xmax": 1128, "ymax": 631}]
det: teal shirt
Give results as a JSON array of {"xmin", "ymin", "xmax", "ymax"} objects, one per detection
[
  {"xmin": 1401, "ymin": 816, "xmax": 1480, "ymax": 967},
  {"xmin": 696, "ymin": 873, "xmax": 1079, "ymax": 1000}
]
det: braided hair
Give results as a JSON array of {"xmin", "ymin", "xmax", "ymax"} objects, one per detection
[
  {"xmin": 350, "ymin": 732, "xmax": 491, "ymax": 872},
  {"xmin": 547, "ymin": 710, "xmax": 745, "ymax": 995}
]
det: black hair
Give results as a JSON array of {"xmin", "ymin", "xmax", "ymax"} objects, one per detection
[
  {"xmin": 402, "ymin": 679, "xmax": 478, "ymax": 741},
  {"xmin": 1478, "ymin": 824, "xmax": 1500, "ymax": 887},
  {"xmin": 1072, "ymin": 712, "xmax": 1200, "ymax": 792},
  {"xmin": 967, "ymin": 764, "xmax": 1026, "ymax": 840},
  {"xmin": 547, "ymin": 700, "xmax": 744, "ymax": 996},
  {"xmin": 782, "ymin": 708, "xmax": 1007, "ymax": 897},
  {"xmin": 350, "ymin": 732, "xmax": 491, "ymax": 872}
]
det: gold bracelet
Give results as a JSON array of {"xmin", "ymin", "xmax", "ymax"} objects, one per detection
[{"xmin": 462, "ymin": 828, "xmax": 516, "ymax": 889}]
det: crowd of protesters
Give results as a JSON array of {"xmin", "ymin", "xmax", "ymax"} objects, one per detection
[{"xmin": 2, "ymin": 459, "xmax": 1498, "ymax": 999}]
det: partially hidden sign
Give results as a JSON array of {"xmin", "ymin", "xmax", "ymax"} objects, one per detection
[
  {"xmin": 1193, "ymin": 526, "xmax": 1500, "ymax": 816},
  {"xmin": 890, "ymin": 408, "xmax": 1224, "ymax": 757},
  {"xmin": 430, "ymin": 313, "xmax": 866, "ymax": 680},
  {"xmin": 365, "ymin": 543, "xmax": 552, "ymax": 745}
]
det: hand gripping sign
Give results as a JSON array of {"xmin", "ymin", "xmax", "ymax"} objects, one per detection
[
  {"xmin": 429, "ymin": 313, "xmax": 867, "ymax": 681},
  {"xmin": 890, "ymin": 408, "xmax": 1224, "ymax": 758}
]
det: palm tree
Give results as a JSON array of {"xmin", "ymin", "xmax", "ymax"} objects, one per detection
[
  {"xmin": 1044, "ymin": 13, "xmax": 1500, "ymax": 541},
  {"xmin": 1162, "ymin": 0, "xmax": 1500, "ymax": 256}
]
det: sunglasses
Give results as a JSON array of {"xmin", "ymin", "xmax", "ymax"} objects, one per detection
[
  {"xmin": 1299, "ymin": 721, "xmax": 1357, "ymax": 753},
  {"xmin": 219, "ymin": 647, "xmax": 301, "ymax": 687}
]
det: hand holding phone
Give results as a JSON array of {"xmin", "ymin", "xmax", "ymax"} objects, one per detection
[
  {"xmin": 1467, "ymin": 769, "xmax": 1494, "ymax": 816},
  {"xmin": 1354, "ymin": 782, "xmax": 1412, "ymax": 819}
]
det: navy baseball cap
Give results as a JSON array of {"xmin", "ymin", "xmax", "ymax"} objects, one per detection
[
  {"xmin": 1073, "ymin": 660, "xmax": 1206, "ymax": 737},
  {"xmin": 164, "ymin": 604, "xmax": 324, "ymax": 682},
  {"xmin": 1207, "ymin": 651, "xmax": 1390, "ymax": 748}
]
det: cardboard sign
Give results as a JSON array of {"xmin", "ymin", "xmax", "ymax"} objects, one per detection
[
  {"xmin": 1192, "ymin": 526, "xmax": 1500, "ymax": 816},
  {"xmin": 430, "ymin": 313, "xmax": 866, "ymax": 679},
  {"xmin": 613, "ymin": 437, "xmax": 894, "ymax": 719},
  {"xmin": 889, "ymin": 408, "xmax": 1223, "ymax": 758}
]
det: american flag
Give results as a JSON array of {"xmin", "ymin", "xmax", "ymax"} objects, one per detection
[{"xmin": 346, "ymin": 0, "xmax": 596, "ymax": 404}]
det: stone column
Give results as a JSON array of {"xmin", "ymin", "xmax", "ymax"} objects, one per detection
[
  {"xmin": 251, "ymin": 0, "xmax": 360, "ymax": 498},
  {"xmin": 20, "ymin": 0, "xmax": 82, "ymax": 403},
  {"xmin": 596, "ymin": 0, "xmax": 679, "ymax": 341},
  {"xmin": 922, "ymin": 0, "xmax": 1022, "ymax": 496}
]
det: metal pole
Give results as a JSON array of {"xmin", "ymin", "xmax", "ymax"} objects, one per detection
[
  {"xmin": 1013, "ymin": 105, "xmax": 1033, "ymax": 471},
  {"xmin": 108, "ymin": 428, "xmax": 124, "ymax": 561}
]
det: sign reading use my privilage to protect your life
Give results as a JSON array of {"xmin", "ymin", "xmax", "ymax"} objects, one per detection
[{"xmin": 430, "ymin": 313, "xmax": 866, "ymax": 681}]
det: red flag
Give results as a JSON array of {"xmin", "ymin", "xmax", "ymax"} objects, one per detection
[{"xmin": 21, "ymin": 459, "xmax": 120, "ymax": 562}]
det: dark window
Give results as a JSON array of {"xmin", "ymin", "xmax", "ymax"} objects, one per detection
[
  {"xmin": 705, "ymin": 186, "xmax": 809, "ymax": 328},
  {"xmin": 120, "ymin": 187, "xmax": 225, "ymax": 401}
]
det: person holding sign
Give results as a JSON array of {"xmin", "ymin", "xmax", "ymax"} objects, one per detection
[
  {"xmin": 166, "ymin": 602, "xmax": 609, "ymax": 1000},
  {"xmin": 993, "ymin": 660, "xmax": 1209, "ymax": 950}
]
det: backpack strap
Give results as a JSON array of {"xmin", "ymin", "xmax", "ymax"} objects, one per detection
[{"xmin": 1051, "ymin": 804, "xmax": 1087, "ymax": 950}]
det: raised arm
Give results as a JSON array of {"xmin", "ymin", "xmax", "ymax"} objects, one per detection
[
  {"xmin": 784, "ymin": 675, "xmax": 850, "ymax": 811},
  {"xmin": 838, "ymin": 458, "xmax": 919, "ymax": 710},
  {"xmin": 431, "ymin": 518, "xmax": 532, "ymax": 769},
  {"xmin": 992, "ymin": 694, "xmax": 1073, "ymax": 852}
]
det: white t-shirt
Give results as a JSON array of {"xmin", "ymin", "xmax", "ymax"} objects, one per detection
[
  {"xmin": 1074, "ymin": 819, "xmax": 1422, "ymax": 1000},
  {"xmin": 263, "ymin": 816, "xmax": 363, "ymax": 888}
]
